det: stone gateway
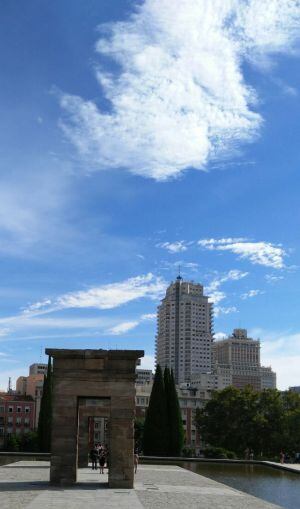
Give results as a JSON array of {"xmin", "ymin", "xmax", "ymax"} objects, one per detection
[{"xmin": 46, "ymin": 348, "xmax": 144, "ymax": 488}]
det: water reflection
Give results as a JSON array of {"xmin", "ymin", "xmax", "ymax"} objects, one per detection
[{"xmin": 183, "ymin": 462, "xmax": 299, "ymax": 509}]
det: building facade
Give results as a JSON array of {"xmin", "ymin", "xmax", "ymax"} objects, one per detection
[
  {"xmin": 289, "ymin": 386, "xmax": 300, "ymax": 394},
  {"xmin": 0, "ymin": 394, "xmax": 35, "ymax": 448},
  {"xmin": 212, "ymin": 329, "xmax": 276, "ymax": 390},
  {"xmin": 29, "ymin": 363, "xmax": 48, "ymax": 376},
  {"xmin": 156, "ymin": 276, "xmax": 213, "ymax": 384},
  {"xmin": 136, "ymin": 369, "xmax": 153, "ymax": 385},
  {"xmin": 16, "ymin": 373, "xmax": 44, "ymax": 428}
]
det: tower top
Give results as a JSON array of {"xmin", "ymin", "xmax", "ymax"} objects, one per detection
[{"xmin": 176, "ymin": 264, "xmax": 182, "ymax": 281}]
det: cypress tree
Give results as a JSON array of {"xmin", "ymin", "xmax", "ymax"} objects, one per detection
[
  {"xmin": 37, "ymin": 355, "xmax": 52, "ymax": 452},
  {"xmin": 44, "ymin": 355, "xmax": 53, "ymax": 451},
  {"xmin": 168, "ymin": 369, "xmax": 184, "ymax": 456},
  {"xmin": 164, "ymin": 366, "xmax": 172, "ymax": 454},
  {"xmin": 38, "ymin": 371, "xmax": 47, "ymax": 451},
  {"xmin": 143, "ymin": 364, "xmax": 168, "ymax": 456}
]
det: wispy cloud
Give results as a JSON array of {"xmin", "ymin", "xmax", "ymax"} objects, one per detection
[
  {"xmin": 157, "ymin": 241, "xmax": 189, "ymax": 253},
  {"xmin": 198, "ymin": 238, "xmax": 286, "ymax": 268},
  {"xmin": 107, "ymin": 311, "xmax": 157, "ymax": 336},
  {"xmin": 108, "ymin": 320, "xmax": 139, "ymax": 335},
  {"xmin": 214, "ymin": 306, "xmax": 238, "ymax": 317},
  {"xmin": 60, "ymin": 0, "xmax": 300, "ymax": 180},
  {"xmin": 23, "ymin": 273, "xmax": 166, "ymax": 314},
  {"xmin": 206, "ymin": 269, "xmax": 249, "ymax": 292},
  {"xmin": 206, "ymin": 269, "xmax": 248, "ymax": 315},
  {"xmin": 140, "ymin": 313, "xmax": 156, "ymax": 321},
  {"xmin": 265, "ymin": 274, "xmax": 284, "ymax": 283},
  {"xmin": 241, "ymin": 289, "xmax": 265, "ymax": 299},
  {"xmin": 0, "ymin": 274, "xmax": 165, "ymax": 339}
]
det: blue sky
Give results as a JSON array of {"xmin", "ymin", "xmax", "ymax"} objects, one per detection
[{"xmin": 1, "ymin": 0, "xmax": 300, "ymax": 390}]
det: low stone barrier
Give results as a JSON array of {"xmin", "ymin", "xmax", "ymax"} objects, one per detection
[{"xmin": 0, "ymin": 451, "xmax": 51, "ymax": 466}]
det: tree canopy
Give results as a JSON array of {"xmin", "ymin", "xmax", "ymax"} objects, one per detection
[{"xmin": 196, "ymin": 386, "xmax": 300, "ymax": 458}]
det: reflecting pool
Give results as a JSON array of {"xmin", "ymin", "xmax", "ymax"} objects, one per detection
[{"xmin": 183, "ymin": 462, "xmax": 299, "ymax": 509}]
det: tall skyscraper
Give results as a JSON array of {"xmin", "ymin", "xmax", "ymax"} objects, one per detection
[{"xmin": 155, "ymin": 276, "xmax": 213, "ymax": 384}]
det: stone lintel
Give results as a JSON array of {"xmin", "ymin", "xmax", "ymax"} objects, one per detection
[{"xmin": 45, "ymin": 348, "xmax": 144, "ymax": 361}]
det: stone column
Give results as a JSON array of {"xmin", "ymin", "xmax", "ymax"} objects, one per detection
[
  {"xmin": 50, "ymin": 392, "xmax": 78, "ymax": 485},
  {"xmin": 109, "ymin": 397, "xmax": 135, "ymax": 488}
]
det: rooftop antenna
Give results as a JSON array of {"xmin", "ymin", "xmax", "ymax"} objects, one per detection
[
  {"xmin": 176, "ymin": 264, "xmax": 182, "ymax": 281},
  {"xmin": 7, "ymin": 377, "xmax": 12, "ymax": 394}
]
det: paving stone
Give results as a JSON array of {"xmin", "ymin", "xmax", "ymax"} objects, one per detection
[{"xmin": 0, "ymin": 461, "xmax": 283, "ymax": 509}]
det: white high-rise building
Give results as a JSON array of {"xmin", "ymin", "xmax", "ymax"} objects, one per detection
[{"xmin": 155, "ymin": 276, "xmax": 213, "ymax": 384}]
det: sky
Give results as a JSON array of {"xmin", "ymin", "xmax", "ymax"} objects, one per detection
[{"xmin": 1, "ymin": 0, "xmax": 300, "ymax": 391}]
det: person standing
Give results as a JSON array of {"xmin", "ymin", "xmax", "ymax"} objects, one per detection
[
  {"xmin": 99, "ymin": 452, "xmax": 105, "ymax": 474},
  {"xmin": 90, "ymin": 445, "xmax": 99, "ymax": 470},
  {"xmin": 134, "ymin": 451, "xmax": 139, "ymax": 474},
  {"xmin": 280, "ymin": 451, "xmax": 285, "ymax": 464}
]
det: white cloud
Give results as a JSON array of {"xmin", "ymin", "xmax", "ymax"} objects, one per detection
[
  {"xmin": 206, "ymin": 269, "xmax": 248, "ymax": 294},
  {"xmin": 206, "ymin": 269, "xmax": 248, "ymax": 314},
  {"xmin": 198, "ymin": 238, "xmax": 286, "ymax": 268},
  {"xmin": 214, "ymin": 306, "xmax": 238, "ymax": 317},
  {"xmin": 241, "ymin": 289, "xmax": 264, "ymax": 299},
  {"xmin": 158, "ymin": 241, "xmax": 188, "ymax": 253},
  {"xmin": 21, "ymin": 273, "xmax": 166, "ymax": 315},
  {"xmin": 107, "ymin": 311, "xmax": 157, "ymax": 336},
  {"xmin": 107, "ymin": 321, "xmax": 139, "ymax": 335},
  {"xmin": 139, "ymin": 354, "xmax": 155, "ymax": 372},
  {"xmin": 265, "ymin": 274, "xmax": 284, "ymax": 283},
  {"xmin": 0, "ymin": 274, "xmax": 165, "ymax": 339},
  {"xmin": 60, "ymin": 0, "xmax": 300, "ymax": 180},
  {"xmin": 214, "ymin": 332, "xmax": 227, "ymax": 341},
  {"xmin": 141, "ymin": 313, "xmax": 156, "ymax": 321},
  {"xmin": 56, "ymin": 273, "xmax": 166, "ymax": 310}
]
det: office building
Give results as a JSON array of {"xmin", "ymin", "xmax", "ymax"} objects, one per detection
[
  {"xmin": 156, "ymin": 276, "xmax": 213, "ymax": 384},
  {"xmin": 213, "ymin": 329, "xmax": 276, "ymax": 390}
]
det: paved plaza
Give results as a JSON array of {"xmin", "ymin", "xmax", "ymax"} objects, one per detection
[{"xmin": 0, "ymin": 460, "xmax": 285, "ymax": 509}]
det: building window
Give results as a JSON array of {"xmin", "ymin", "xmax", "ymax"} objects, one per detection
[
  {"xmin": 25, "ymin": 407, "xmax": 30, "ymax": 413},
  {"xmin": 0, "ymin": 406, "xmax": 4, "ymax": 413},
  {"xmin": 8, "ymin": 406, "xmax": 13, "ymax": 413},
  {"xmin": 17, "ymin": 406, "xmax": 22, "ymax": 413}
]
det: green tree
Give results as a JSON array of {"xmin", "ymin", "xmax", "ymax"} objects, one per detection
[
  {"xmin": 20, "ymin": 431, "xmax": 39, "ymax": 452},
  {"xmin": 6, "ymin": 434, "xmax": 20, "ymax": 451},
  {"xmin": 164, "ymin": 367, "xmax": 184, "ymax": 456},
  {"xmin": 143, "ymin": 365, "xmax": 168, "ymax": 455},
  {"xmin": 134, "ymin": 418, "xmax": 144, "ymax": 452},
  {"xmin": 196, "ymin": 387, "xmax": 300, "ymax": 459},
  {"xmin": 37, "ymin": 355, "xmax": 53, "ymax": 452}
]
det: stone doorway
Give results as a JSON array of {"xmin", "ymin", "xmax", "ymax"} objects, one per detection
[{"xmin": 46, "ymin": 348, "xmax": 144, "ymax": 488}]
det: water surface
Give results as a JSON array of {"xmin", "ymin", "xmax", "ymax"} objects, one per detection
[{"xmin": 183, "ymin": 462, "xmax": 299, "ymax": 509}]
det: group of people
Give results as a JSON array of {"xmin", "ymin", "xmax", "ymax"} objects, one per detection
[
  {"xmin": 89, "ymin": 443, "xmax": 109, "ymax": 474},
  {"xmin": 89, "ymin": 443, "xmax": 139, "ymax": 474},
  {"xmin": 244, "ymin": 447, "xmax": 254, "ymax": 460}
]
